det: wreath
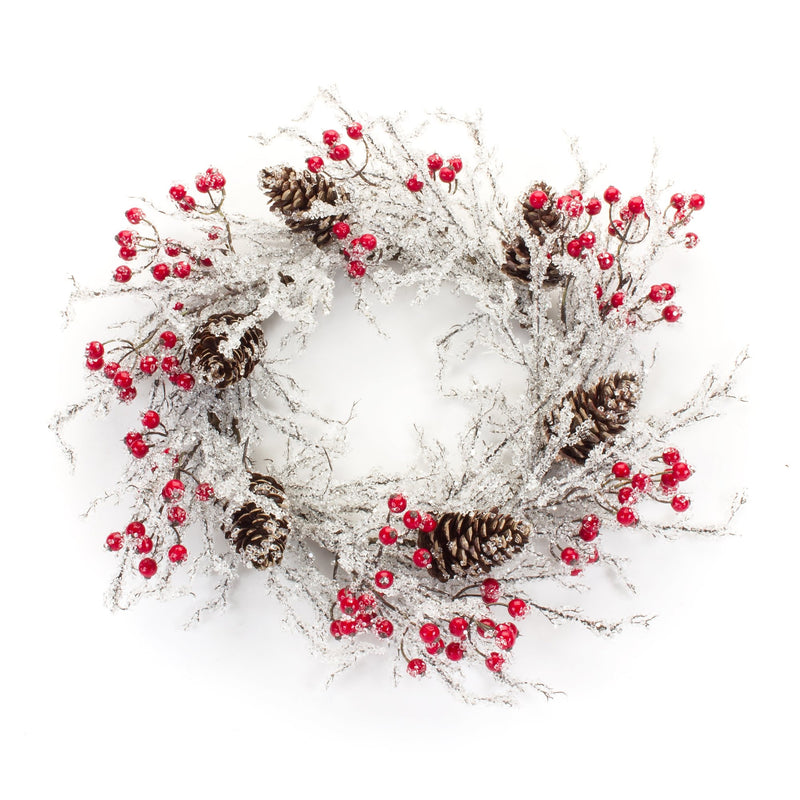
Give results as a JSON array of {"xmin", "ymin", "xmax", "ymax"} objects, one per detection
[{"xmin": 57, "ymin": 92, "xmax": 745, "ymax": 703}]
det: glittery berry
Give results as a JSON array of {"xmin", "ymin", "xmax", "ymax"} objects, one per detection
[
  {"xmin": 339, "ymin": 594, "xmax": 357, "ymax": 615},
  {"xmin": 332, "ymin": 221, "xmax": 350, "ymax": 239},
  {"xmin": 162, "ymin": 479, "xmax": 185, "ymax": 501},
  {"xmin": 448, "ymin": 157, "xmax": 463, "ymax": 173},
  {"xmin": 307, "ymin": 156, "xmax": 324, "ymax": 173},
  {"xmin": 561, "ymin": 547, "xmax": 579, "ymax": 565},
  {"xmin": 477, "ymin": 618, "xmax": 495, "ymax": 638},
  {"xmin": 161, "ymin": 355, "xmax": 179, "ymax": 374},
  {"xmin": 347, "ymin": 260, "xmax": 365, "ymax": 278},
  {"xmin": 688, "ymin": 193, "xmax": 705, "ymax": 210},
  {"xmin": 495, "ymin": 623, "xmax": 516, "ymax": 650},
  {"xmin": 113, "ymin": 370, "xmax": 132, "ymax": 389},
  {"xmin": 138, "ymin": 558, "xmax": 157, "ymax": 578},
  {"xmin": 406, "ymin": 174, "xmax": 424, "ymax": 192},
  {"xmin": 426, "ymin": 639, "xmax": 444, "ymax": 656},
  {"xmin": 586, "ymin": 197, "xmax": 602, "ymax": 215},
  {"xmin": 152, "ymin": 262, "xmax": 170, "ymax": 281},
  {"xmin": 141, "ymin": 410, "xmax": 160, "ymax": 429},
  {"xmin": 579, "ymin": 231, "xmax": 596, "ymax": 249},
  {"xmin": 627, "ymin": 196, "xmax": 645, "ymax": 215},
  {"xmin": 597, "ymin": 252, "xmax": 614, "ymax": 270},
  {"xmin": 173, "ymin": 261, "xmax": 191, "ymax": 279},
  {"xmin": 388, "ymin": 493, "xmax": 407, "ymax": 513},
  {"xmin": 114, "ymin": 265, "xmax": 132, "ymax": 283},
  {"xmin": 481, "ymin": 578, "xmax": 501, "ymax": 603},
  {"xmin": 375, "ymin": 570, "xmax": 394, "ymax": 589},
  {"xmin": 611, "ymin": 291, "xmax": 625, "ymax": 308},
  {"xmin": 663, "ymin": 304, "xmax": 682, "ymax": 322},
  {"xmin": 419, "ymin": 623, "xmax": 440, "ymax": 644},
  {"xmin": 339, "ymin": 619, "xmax": 356, "ymax": 636},
  {"xmin": 103, "ymin": 362, "xmax": 120, "ymax": 379},
  {"xmin": 412, "ymin": 548, "xmax": 432, "ymax": 568},
  {"xmin": 604, "ymin": 186, "xmax": 621, "ymax": 204},
  {"xmin": 427, "ymin": 153, "xmax": 443, "ymax": 172},
  {"xmin": 160, "ymin": 331, "xmax": 177, "ymax": 348},
  {"xmin": 136, "ymin": 536, "xmax": 153, "ymax": 554},
  {"xmin": 346, "ymin": 123, "xmax": 363, "ymax": 140},
  {"xmin": 567, "ymin": 239, "xmax": 583, "ymax": 258},
  {"xmin": 528, "ymin": 189, "xmax": 548, "ymax": 209},
  {"xmin": 175, "ymin": 373, "xmax": 195, "ymax": 391},
  {"xmin": 673, "ymin": 462, "xmax": 692, "ymax": 481},
  {"xmin": 662, "ymin": 283, "xmax": 676, "ymax": 300},
  {"xmin": 407, "ymin": 658, "xmax": 426, "ymax": 677},
  {"xmin": 631, "ymin": 473, "xmax": 651, "ymax": 493},
  {"xmin": 670, "ymin": 193, "xmax": 686, "ymax": 209},
  {"xmin": 671, "ymin": 495, "xmax": 690, "ymax": 512},
  {"xmin": 419, "ymin": 513, "xmax": 437, "ymax": 533},
  {"xmin": 684, "ymin": 232, "xmax": 698, "ymax": 249},
  {"xmin": 445, "ymin": 642, "xmax": 464, "ymax": 661},
  {"xmin": 106, "ymin": 532, "xmax": 123, "ymax": 551},
  {"xmin": 579, "ymin": 514, "xmax": 600, "ymax": 541},
  {"xmin": 438, "ymin": 167, "xmax": 456, "ymax": 183},
  {"xmin": 449, "ymin": 617, "xmax": 469, "ymax": 638},
  {"xmin": 375, "ymin": 618, "xmax": 393, "ymax": 638},
  {"xmin": 86, "ymin": 341, "xmax": 104, "ymax": 360},
  {"xmin": 195, "ymin": 483, "xmax": 214, "ymax": 501},
  {"xmin": 359, "ymin": 234, "xmax": 377, "ymax": 251},
  {"xmin": 618, "ymin": 486, "xmax": 635, "ymax": 505},
  {"xmin": 139, "ymin": 355, "xmax": 158, "ymax": 375},
  {"xmin": 379, "ymin": 525, "xmax": 398, "ymax": 545},
  {"xmin": 612, "ymin": 462, "xmax": 630, "ymax": 478},
  {"xmin": 167, "ymin": 506, "xmax": 187, "ymax": 525},
  {"xmin": 662, "ymin": 448, "xmax": 681, "ymax": 466},
  {"xmin": 169, "ymin": 184, "xmax": 186, "ymax": 201},
  {"xmin": 403, "ymin": 510, "xmax": 422, "ymax": 530},
  {"xmin": 660, "ymin": 471, "xmax": 680, "ymax": 493},
  {"xmin": 508, "ymin": 598, "xmax": 528, "ymax": 618},
  {"xmin": 485, "ymin": 652, "xmax": 505, "ymax": 673},
  {"xmin": 322, "ymin": 129, "xmax": 339, "ymax": 146},
  {"xmin": 86, "ymin": 358, "xmax": 104, "ymax": 371},
  {"xmin": 616, "ymin": 507, "xmax": 638, "ymax": 526},
  {"xmin": 126, "ymin": 521, "xmax": 146, "ymax": 537},
  {"xmin": 329, "ymin": 144, "xmax": 350, "ymax": 161}
]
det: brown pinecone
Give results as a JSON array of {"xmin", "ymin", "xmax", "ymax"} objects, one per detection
[
  {"xmin": 259, "ymin": 166, "xmax": 349, "ymax": 247},
  {"xmin": 418, "ymin": 510, "xmax": 530, "ymax": 583},
  {"xmin": 189, "ymin": 312, "xmax": 266, "ymax": 389},
  {"xmin": 546, "ymin": 373, "xmax": 639, "ymax": 463},
  {"xmin": 501, "ymin": 235, "xmax": 564, "ymax": 288},
  {"xmin": 522, "ymin": 181, "xmax": 563, "ymax": 244},
  {"xmin": 226, "ymin": 473, "xmax": 289, "ymax": 569}
]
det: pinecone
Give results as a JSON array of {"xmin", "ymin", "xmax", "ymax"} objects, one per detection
[
  {"xmin": 259, "ymin": 166, "xmax": 349, "ymax": 247},
  {"xmin": 501, "ymin": 235, "xmax": 564, "ymax": 288},
  {"xmin": 418, "ymin": 510, "xmax": 530, "ymax": 583},
  {"xmin": 522, "ymin": 181, "xmax": 563, "ymax": 245},
  {"xmin": 189, "ymin": 312, "xmax": 265, "ymax": 389},
  {"xmin": 546, "ymin": 373, "xmax": 639, "ymax": 463},
  {"xmin": 226, "ymin": 473, "xmax": 289, "ymax": 569}
]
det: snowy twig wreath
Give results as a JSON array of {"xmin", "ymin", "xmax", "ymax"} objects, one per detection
[{"xmin": 56, "ymin": 90, "xmax": 745, "ymax": 704}]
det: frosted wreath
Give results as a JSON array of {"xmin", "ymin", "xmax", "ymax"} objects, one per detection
[{"xmin": 57, "ymin": 92, "xmax": 745, "ymax": 704}]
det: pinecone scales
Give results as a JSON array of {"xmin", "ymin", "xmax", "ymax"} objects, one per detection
[
  {"xmin": 190, "ymin": 312, "xmax": 265, "ymax": 389},
  {"xmin": 259, "ymin": 166, "xmax": 349, "ymax": 247},
  {"xmin": 226, "ymin": 473, "xmax": 289, "ymax": 569},
  {"xmin": 547, "ymin": 373, "xmax": 639, "ymax": 463},
  {"xmin": 418, "ymin": 510, "xmax": 530, "ymax": 583}
]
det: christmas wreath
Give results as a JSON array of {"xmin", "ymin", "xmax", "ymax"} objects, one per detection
[{"xmin": 57, "ymin": 92, "xmax": 744, "ymax": 703}]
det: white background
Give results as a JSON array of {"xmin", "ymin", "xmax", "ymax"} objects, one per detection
[{"xmin": 3, "ymin": 1, "xmax": 797, "ymax": 797}]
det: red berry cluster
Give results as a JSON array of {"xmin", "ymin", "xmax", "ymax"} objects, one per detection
[
  {"xmin": 427, "ymin": 153, "xmax": 462, "ymax": 188},
  {"xmin": 647, "ymin": 282, "xmax": 682, "ymax": 323},
  {"xmin": 383, "ymin": 493, "xmax": 437, "ymax": 569},
  {"xmin": 329, "ymin": 587, "xmax": 393, "ymax": 641},
  {"xmin": 105, "ymin": 519, "xmax": 189, "ymax": 580},
  {"xmin": 334, "ymin": 225, "xmax": 379, "ymax": 279},
  {"xmin": 667, "ymin": 192, "xmax": 705, "ymax": 248},
  {"xmin": 169, "ymin": 167, "xmax": 226, "ymax": 214},
  {"xmin": 306, "ymin": 124, "xmax": 364, "ymax": 175}
]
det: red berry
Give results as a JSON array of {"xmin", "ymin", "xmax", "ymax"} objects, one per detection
[
  {"xmin": 610, "ymin": 291, "xmax": 625, "ymax": 308},
  {"xmin": 378, "ymin": 525, "xmax": 398, "ymax": 545},
  {"xmin": 631, "ymin": 473, "xmax": 651, "ymax": 493},
  {"xmin": 152, "ymin": 262, "xmax": 170, "ymax": 281},
  {"xmin": 445, "ymin": 642, "xmax": 464, "ymax": 661},
  {"xmin": 136, "ymin": 536, "xmax": 153, "ymax": 554},
  {"xmin": 388, "ymin": 493, "xmax": 407, "ymax": 514},
  {"xmin": 448, "ymin": 157, "xmax": 463, "ymax": 173},
  {"xmin": 425, "ymin": 639, "xmax": 444, "ymax": 655},
  {"xmin": 406, "ymin": 174, "xmax": 424, "ymax": 192},
  {"xmin": 419, "ymin": 513, "xmax": 437, "ymax": 533},
  {"xmin": 173, "ymin": 261, "xmax": 191, "ymax": 279},
  {"xmin": 672, "ymin": 495, "xmax": 690, "ymax": 512},
  {"xmin": 594, "ymin": 284, "xmax": 603, "ymax": 299},
  {"xmin": 359, "ymin": 233, "xmax": 377, "ymax": 251},
  {"xmin": 662, "ymin": 448, "xmax": 681, "ymax": 466},
  {"xmin": 375, "ymin": 570, "xmax": 394, "ymax": 589},
  {"xmin": 412, "ymin": 548, "xmax": 432, "ymax": 568},
  {"xmin": 403, "ymin": 510, "xmax": 422, "ymax": 530},
  {"xmin": 597, "ymin": 251, "xmax": 614, "ymax": 270},
  {"xmin": 449, "ymin": 617, "xmax": 469, "ymax": 638},
  {"xmin": 528, "ymin": 189, "xmax": 548, "ymax": 209},
  {"xmin": 609, "ymin": 220, "xmax": 624, "ymax": 236},
  {"xmin": 114, "ymin": 265, "xmax": 132, "ymax": 283},
  {"xmin": 166, "ymin": 544, "xmax": 186, "ymax": 563},
  {"xmin": 330, "ymin": 620, "xmax": 343, "ymax": 639},
  {"xmin": 375, "ymin": 618, "xmax": 393, "ymax": 638},
  {"xmin": 332, "ymin": 221, "xmax": 350, "ymax": 240},
  {"xmin": 649, "ymin": 284, "xmax": 668, "ymax": 303},
  {"xmin": 662, "ymin": 283, "xmax": 676, "ymax": 300},
  {"xmin": 178, "ymin": 196, "xmax": 196, "ymax": 212},
  {"xmin": 579, "ymin": 514, "xmax": 600, "ymax": 542},
  {"xmin": 588, "ymin": 548, "xmax": 600, "ymax": 564},
  {"xmin": 567, "ymin": 239, "xmax": 583, "ymax": 258},
  {"xmin": 208, "ymin": 227, "xmax": 222, "ymax": 241},
  {"xmin": 103, "ymin": 361, "xmax": 120, "ymax": 379},
  {"xmin": 663, "ymin": 304, "xmax": 682, "ymax": 322},
  {"xmin": 339, "ymin": 594, "xmax": 357, "ymax": 615},
  {"xmin": 162, "ymin": 479, "xmax": 185, "ymax": 501},
  {"xmin": 339, "ymin": 619, "xmax": 356, "ymax": 636},
  {"xmin": 438, "ymin": 167, "xmax": 456, "ymax": 183},
  {"xmin": 167, "ymin": 506, "xmax": 187, "ymax": 525},
  {"xmin": 688, "ymin": 193, "xmax": 705, "ymax": 210},
  {"xmin": 161, "ymin": 355, "xmax": 179, "ymax": 374},
  {"xmin": 337, "ymin": 587, "xmax": 353, "ymax": 603},
  {"xmin": 195, "ymin": 483, "xmax": 214, "ymax": 501},
  {"xmin": 620, "ymin": 206, "xmax": 634, "ymax": 222},
  {"xmin": 508, "ymin": 598, "xmax": 528, "ymax": 618},
  {"xmin": 561, "ymin": 547, "xmax": 579, "ymax": 565},
  {"xmin": 627, "ymin": 196, "xmax": 645, "ymax": 215},
  {"xmin": 346, "ymin": 123, "xmax": 363, "ymax": 140},
  {"xmin": 116, "ymin": 230, "xmax": 136, "ymax": 247},
  {"xmin": 160, "ymin": 331, "xmax": 177, "ymax": 348},
  {"xmin": 569, "ymin": 189, "xmax": 583, "ymax": 200},
  {"xmin": 660, "ymin": 471, "xmax": 680, "ymax": 493},
  {"xmin": 419, "ymin": 623, "xmax": 440, "ymax": 644},
  {"xmin": 407, "ymin": 658, "xmax": 426, "ymax": 677},
  {"xmin": 195, "ymin": 174, "xmax": 211, "ymax": 193},
  {"xmin": 586, "ymin": 197, "xmax": 602, "ymax": 215},
  {"xmin": 119, "ymin": 246, "xmax": 137, "ymax": 261},
  {"xmin": 141, "ymin": 410, "xmax": 160, "ymax": 429},
  {"xmin": 427, "ymin": 153, "xmax": 443, "ymax": 172},
  {"xmin": 139, "ymin": 355, "xmax": 158, "ymax": 375},
  {"xmin": 558, "ymin": 195, "xmax": 583, "ymax": 217},
  {"xmin": 477, "ymin": 618, "xmax": 495, "ymax": 638},
  {"xmin": 670, "ymin": 193, "xmax": 686, "ymax": 209},
  {"xmin": 612, "ymin": 461, "xmax": 630, "ymax": 478},
  {"xmin": 113, "ymin": 370, "xmax": 132, "ymax": 389},
  {"xmin": 673, "ymin": 462, "xmax": 692, "ymax": 481},
  {"xmin": 322, "ymin": 129, "xmax": 339, "ymax": 146},
  {"xmin": 208, "ymin": 170, "xmax": 225, "ymax": 190},
  {"xmin": 347, "ymin": 260, "xmax": 365, "ymax": 278},
  {"xmin": 85, "ymin": 357, "xmax": 104, "ymax": 371},
  {"xmin": 579, "ymin": 231, "xmax": 596, "ymax": 249},
  {"xmin": 169, "ymin": 184, "xmax": 186, "ymax": 201},
  {"xmin": 306, "ymin": 156, "xmax": 324, "ymax": 173},
  {"xmin": 138, "ymin": 558, "xmax": 157, "ymax": 578},
  {"xmin": 175, "ymin": 373, "xmax": 195, "ymax": 391},
  {"xmin": 618, "ymin": 486, "xmax": 636, "ymax": 505},
  {"xmin": 86, "ymin": 341, "xmax": 104, "ymax": 360},
  {"xmin": 164, "ymin": 241, "xmax": 182, "ymax": 257},
  {"xmin": 481, "ymin": 578, "xmax": 501, "ymax": 603},
  {"xmin": 329, "ymin": 144, "xmax": 350, "ymax": 161},
  {"xmin": 684, "ymin": 232, "xmax": 699, "ymax": 249},
  {"xmin": 125, "ymin": 207, "xmax": 144, "ymax": 224},
  {"xmin": 126, "ymin": 521, "xmax": 146, "ymax": 537},
  {"xmin": 616, "ymin": 506, "xmax": 638, "ymax": 526},
  {"xmin": 604, "ymin": 186, "xmax": 621, "ymax": 204},
  {"xmin": 495, "ymin": 623, "xmax": 516, "ymax": 650},
  {"xmin": 485, "ymin": 652, "xmax": 505, "ymax": 673},
  {"xmin": 106, "ymin": 532, "xmax": 124, "ymax": 551}
]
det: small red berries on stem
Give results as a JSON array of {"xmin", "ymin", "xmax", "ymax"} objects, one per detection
[
  {"xmin": 412, "ymin": 548, "xmax": 432, "ymax": 568},
  {"xmin": 449, "ymin": 617, "xmax": 469, "ymax": 638},
  {"xmin": 406, "ymin": 174, "xmax": 424, "ymax": 192},
  {"xmin": 485, "ymin": 652, "xmax": 505, "ymax": 673},
  {"xmin": 419, "ymin": 623, "xmax": 440, "ymax": 644},
  {"xmin": 106, "ymin": 532, "xmax": 124, "ymax": 551},
  {"xmin": 438, "ymin": 167, "xmax": 456, "ymax": 184},
  {"xmin": 388, "ymin": 493, "xmax": 407, "ymax": 514},
  {"xmin": 616, "ymin": 507, "xmax": 638, "ymax": 526},
  {"xmin": 307, "ymin": 156, "xmax": 324, "ymax": 173},
  {"xmin": 195, "ymin": 483, "xmax": 214, "ymax": 501},
  {"xmin": 346, "ymin": 123, "xmax": 363, "ymax": 140},
  {"xmin": 138, "ymin": 558, "xmax": 157, "ymax": 578},
  {"xmin": 407, "ymin": 658, "xmax": 426, "ymax": 677},
  {"xmin": 445, "ymin": 642, "xmax": 464, "ymax": 661},
  {"xmin": 374, "ymin": 570, "xmax": 394, "ymax": 589},
  {"xmin": 508, "ymin": 598, "xmax": 528, "ymax": 619},
  {"xmin": 427, "ymin": 153, "xmax": 443, "ymax": 173},
  {"xmin": 378, "ymin": 525, "xmax": 398, "ymax": 545},
  {"xmin": 329, "ymin": 144, "xmax": 350, "ymax": 162},
  {"xmin": 168, "ymin": 544, "xmax": 188, "ymax": 563},
  {"xmin": 403, "ymin": 509, "xmax": 422, "ymax": 530},
  {"xmin": 141, "ymin": 410, "xmax": 160, "ymax": 429},
  {"xmin": 579, "ymin": 514, "xmax": 600, "ymax": 542},
  {"xmin": 561, "ymin": 547, "xmax": 580, "ymax": 565},
  {"xmin": 528, "ymin": 189, "xmax": 548, "ymax": 209},
  {"xmin": 663, "ymin": 304, "xmax": 682, "ymax": 323},
  {"xmin": 481, "ymin": 578, "xmax": 501, "ymax": 603},
  {"xmin": 604, "ymin": 186, "xmax": 621, "ymax": 204}
]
